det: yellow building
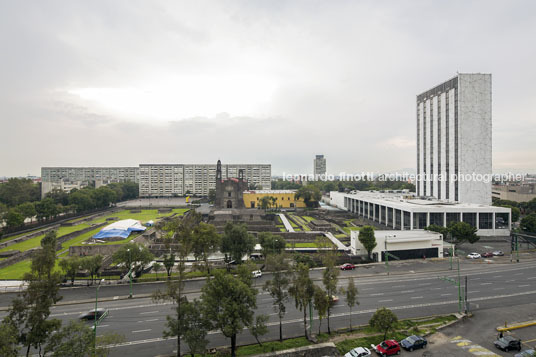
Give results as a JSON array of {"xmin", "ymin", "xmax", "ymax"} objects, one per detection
[{"xmin": 243, "ymin": 190, "xmax": 306, "ymax": 209}]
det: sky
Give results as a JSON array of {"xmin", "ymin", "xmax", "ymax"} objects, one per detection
[{"xmin": 1, "ymin": 0, "xmax": 535, "ymax": 177}]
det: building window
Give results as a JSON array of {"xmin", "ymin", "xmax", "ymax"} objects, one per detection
[{"xmin": 479, "ymin": 213, "xmax": 493, "ymax": 229}]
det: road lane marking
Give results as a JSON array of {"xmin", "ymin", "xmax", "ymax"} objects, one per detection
[
  {"xmin": 370, "ymin": 293, "xmax": 384, "ymax": 296},
  {"xmin": 99, "ymin": 325, "xmax": 109, "ymax": 328},
  {"xmin": 379, "ymin": 299, "xmax": 393, "ymax": 302},
  {"xmin": 519, "ymin": 284, "xmax": 530, "ymax": 287},
  {"xmin": 411, "ymin": 296, "xmax": 423, "ymax": 299},
  {"xmin": 527, "ymin": 277, "xmax": 536, "ymax": 280},
  {"xmin": 493, "ymin": 275, "xmax": 502, "ymax": 278},
  {"xmin": 493, "ymin": 288, "xmax": 504, "ymax": 290},
  {"xmin": 472, "ymin": 290, "xmax": 480, "ymax": 293},
  {"xmin": 132, "ymin": 329, "xmax": 152, "ymax": 333},
  {"xmin": 401, "ymin": 290, "xmax": 415, "ymax": 293},
  {"xmin": 418, "ymin": 283, "xmax": 431, "ymax": 286},
  {"xmin": 515, "ymin": 273, "xmax": 523, "ymax": 275},
  {"xmin": 441, "ymin": 294, "xmax": 452, "ymax": 296},
  {"xmin": 144, "ymin": 318, "xmax": 159, "ymax": 322},
  {"xmin": 480, "ymin": 283, "xmax": 492, "ymax": 285},
  {"xmin": 140, "ymin": 311, "xmax": 159, "ymax": 315}
]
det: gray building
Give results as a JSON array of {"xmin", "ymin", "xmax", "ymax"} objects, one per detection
[
  {"xmin": 41, "ymin": 167, "xmax": 139, "ymax": 198},
  {"xmin": 314, "ymin": 155, "xmax": 326, "ymax": 177},
  {"xmin": 416, "ymin": 73, "xmax": 492, "ymax": 205},
  {"xmin": 139, "ymin": 163, "xmax": 271, "ymax": 197}
]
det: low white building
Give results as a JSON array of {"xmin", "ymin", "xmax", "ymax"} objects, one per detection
[
  {"xmin": 351, "ymin": 230, "xmax": 445, "ymax": 262},
  {"xmin": 330, "ymin": 191, "xmax": 511, "ymax": 237}
]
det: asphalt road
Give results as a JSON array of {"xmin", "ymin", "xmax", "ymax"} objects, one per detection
[{"xmin": 3, "ymin": 258, "xmax": 536, "ymax": 356}]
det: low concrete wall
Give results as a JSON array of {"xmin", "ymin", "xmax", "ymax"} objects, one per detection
[
  {"xmin": 0, "ymin": 226, "xmax": 60, "ymax": 250},
  {"xmin": 56, "ymin": 223, "xmax": 107, "ymax": 248},
  {"xmin": 252, "ymin": 342, "xmax": 339, "ymax": 357},
  {"xmin": 0, "ymin": 248, "xmax": 40, "ymax": 269},
  {"xmin": 69, "ymin": 244, "xmax": 124, "ymax": 257}
]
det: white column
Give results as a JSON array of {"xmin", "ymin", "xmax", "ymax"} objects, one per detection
[
  {"xmin": 401, "ymin": 211, "xmax": 405, "ymax": 231},
  {"xmin": 392, "ymin": 208, "xmax": 396, "ymax": 229},
  {"xmin": 476, "ymin": 213, "xmax": 479, "ymax": 230},
  {"xmin": 372, "ymin": 204, "xmax": 376, "ymax": 221},
  {"xmin": 443, "ymin": 212, "xmax": 447, "ymax": 227},
  {"xmin": 492, "ymin": 212, "xmax": 496, "ymax": 232},
  {"xmin": 410, "ymin": 212, "xmax": 414, "ymax": 230},
  {"xmin": 426, "ymin": 212, "xmax": 430, "ymax": 227}
]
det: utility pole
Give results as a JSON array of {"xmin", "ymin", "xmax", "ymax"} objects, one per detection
[
  {"xmin": 457, "ymin": 258, "xmax": 462, "ymax": 313},
  {"xmin": 464, "ymin": 275, "xmax": 468, "ymax": 314},
  {"xmin": 309, "ymin": 301, "xmax": 313, "ymax": 336},
  {"xmin": 385, "ymin": 239, "xmax": 389, "ymax": 276}
]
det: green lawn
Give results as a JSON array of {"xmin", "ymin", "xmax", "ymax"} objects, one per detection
[
  {"xmin": 236, "ymin": 337, "xmax": 311, "ymax": 356},
  {"xmin": 0, "ymin": 259, "xmax": 33, "ymax": 279},
  {"xmin": 302, "ymin": 216, "xmax": 315, "ymax": 222},
  {"xmin": 0, "ymin": 227, "xmax": 46, "ymax": 244}
]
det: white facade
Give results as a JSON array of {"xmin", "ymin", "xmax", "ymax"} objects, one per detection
[
  {"xmin": 417, "ymin": 73, "xmax": 492, "ymax": 205},
  {"xmin": 314, "ymin": 155, "xmax": 326, "ymax": 176},
  {"xmin": 330, "ymin": 191, "xmax": 511, "ymax": 237},
  {"xmin": 351, "ymin": 230, "xmax": 444, "ymax": 262},
  {"xmin": 139, "ymin": 163, "xmax": 271, "ymax": 197}
]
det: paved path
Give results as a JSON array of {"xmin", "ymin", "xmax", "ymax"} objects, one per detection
[{"xmin": 278, "ymin": 213, "xmax": 294, "ymax": 232}]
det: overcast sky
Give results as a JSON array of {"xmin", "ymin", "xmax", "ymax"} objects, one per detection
[{"xmin": 1, "ymin": 0, "xmax": 535, "ymax": 177}]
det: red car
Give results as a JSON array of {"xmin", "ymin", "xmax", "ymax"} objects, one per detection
[
  {"xmin": 482, "ymin": 252, "xmax": 494, "ymax": 258},
  {"xmin": 372, "ymin": 340, "xmax": 400, "ymax": 356},
  {"xmin": 341, "ymin": 263, "xmax": 356, "ymax": 270}
]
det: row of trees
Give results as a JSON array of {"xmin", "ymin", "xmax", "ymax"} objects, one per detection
[
  {"xmin": 0, "ymin": 231, "xmax": 122, "ymax": 356},
  {"xmin": 0, "ymin": 181, "xmax": 139, "ymax": 231},
  {"xmin": 425, "ymin": 221, "xmax": 479, "ymax": 244}
]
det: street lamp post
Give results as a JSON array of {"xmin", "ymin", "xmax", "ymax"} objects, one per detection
[
  {"xmin": 94, "ymin": 278, "xmax": 105, "ymax": 352},
  {"xmin": 127, "ymin": 248, "xmax": 132, "ymax": 298}
]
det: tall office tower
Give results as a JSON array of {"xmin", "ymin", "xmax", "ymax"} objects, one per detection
[
  {"xmin": 314, "ymin": 155, "xmax": 327, "ymax": 177},
  {"xmin": 416, "ymin": 73, "xmax": 492, "ymax": 205}
]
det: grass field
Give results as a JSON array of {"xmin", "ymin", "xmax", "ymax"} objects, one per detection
[{"xmin": 0, "ymin": 208, "xmax": 189, "ymax": 278}]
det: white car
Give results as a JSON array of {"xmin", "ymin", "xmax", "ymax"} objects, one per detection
[
  {"xmin": 467, "ymin": 253, "xmax": 481, "ymax": 259},
  {"xmin": 344, "ymin": 347, "xmax": 371, "ymax": 357},
  {"xmin": 252, "ymin": 270, "xmax": 262, "ymax": 278}
]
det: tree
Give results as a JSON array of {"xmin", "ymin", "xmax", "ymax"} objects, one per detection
[
  {"xmin": 322, "ymin": 254, "xmax": 340, "ymax": 334},
  {"xmin": 295, "ymin": 185, "xmax": 322, "ymax": 208},
  {"xmin": 163, "ymin": 253, "xmax": 175, "ymax": 278},
  {"xmin": 153, "ymin": 279, "xmax": 189, "ymax": 357},
  {"xmin": 521, "ymin": 213, "xmax": 536, "ymax": 233},
  {"xmin": 153, "ymin": 262, "xmax": 162, "ymax": 280},
  {"xmin": 221, "ymin": 222, "xmax": 255, "ymax": 264},
  {"xmin": 425, "ymin": 224, "xmax": 449, "ymax": 237},
  {"xmin": 448, "ymin": 221, "xmax": 479, "ymax": 244},
  {"xmin": 359, "ymin": 226, "xmax": 377, "ymax": 260},
  {"xmin": 288, "ymin": 263, "xmax": 315, "ymax": 340},
  {"xmin": 201, "ymin": 269, "xmax": 257, "ymax": 357},
  {"xmin": 369, "ymin": 307, "xmax": 398, "ymax": 340},
  {"xmin": 181, "ymin": 299, "xmax": 211, "ymax": 357},
  {"xmin": 44, "ymin": 320, "xmax": 94, "ymax": 357},
  {"xmin": 16, "ymin": 202, "xmax": 36, "ymax": 223},
  {"xmin": 258, "ymin": 232, "xmax": 286, "ymax": 257},
  {"xmin": 81, "ymin": 255, "xmax": 103, "ymax": 284},
  {"xmin": 208, "ymin": 189, "xmax": 216, "ymax": 203},
  {"xmin": 192, "ymin": 222, "xmax": 221, "ymax": 274},
  {"xmin": 345, "ymin": 278, "xmax": 359, "ymax": 331},
  {"xmin": 249, "ymin": 315, "xmax": 269, "ymax": 346},
  {"xmin": 313, "ymin": 285, "xmax": 329, "ymax": 334},
  {"xmin": 0, "ymin": 317, "xmax": 19, "ymax": 357},
  {"xmin": 35, "ymin": 197, "xmax": 60, "ymax": 221},
  {"xmin": 0, "ymin": 178, "xmax": 40, "ymax": 207},
  {"xmin": 59, "ymin": 256, "xmax": 81, "ymax": 285},
  {"xmin": 112, "ymin": 243, "xmax": 154, "ymax": 274},
  {"xmin": 4, "ymin": 209, "xmax": 24, "ymax": 229},
  {"xmin": 263, "ymin": 254, "xmax": 290, "ymax": 342},
  {"xmin": 8, "ymin": 231, "xmax": 63, "ymax": 356},
  {"xmin": 259, "ymin": 196, "xmax": 272, "ymax": 210}
]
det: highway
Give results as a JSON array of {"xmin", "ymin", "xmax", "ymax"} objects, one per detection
[{"xmin": 2, "ymin": 259, "xmax": 535, "ymax": 356}]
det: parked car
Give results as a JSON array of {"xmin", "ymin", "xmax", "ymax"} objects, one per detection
[
  {"xmin": 330, "ymin": 295, "xmax": 340, "ymax": 303},
  {"xmin": 341, "ymin": 263, "xmax": 356, "ymax": 270},
  {"xmin": 371, "ymin": 340, "xmax": 400, "ymax": 356},
  {"xmin": 79, "ymin": 308, "xmax": 108, "ymax": 321},
  {"xmin": 515, "ymin": 349, "xmax": 535, "ymax": 357},
  {"xmin": 467, "ymin": 253, "xmax": 481, "ymax": 259},
  {"xmin": 493, "ymin": 251, "xmax": 504, "ymax": 256},
  {"xmin": 400, "ymin": 335, "xmax": 427, "ymax": 351},
  {"xmin": 481, "ymin": 252, "xmax": 494, "ymax": 258},
  {"xmin": 494, "ymin": 335, "xmax": 521, "ymax": 352},
  {"xmin": 344, "ymin": 347, "xmax": 371, "ymax": 357},
  {"xmin": 252, "ymin": 270, "xmax": 262, "ymax": 278}
]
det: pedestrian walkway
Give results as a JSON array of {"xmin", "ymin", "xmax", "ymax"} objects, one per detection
[
  {"xmin": 278, "ymin": 213, "xmax": 294, "ymax": 232},
  {"xmin": 324, "ymin": 232, "xmax": 349, "ymax": 251},
  {"xmin": 450, "ymin": 335, "xmax": 500, "ymax": 356}
]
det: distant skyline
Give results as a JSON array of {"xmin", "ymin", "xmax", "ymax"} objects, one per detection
[{"xmin": 1, "ymin": 0, "xmax": 535, "ymax": 177}]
